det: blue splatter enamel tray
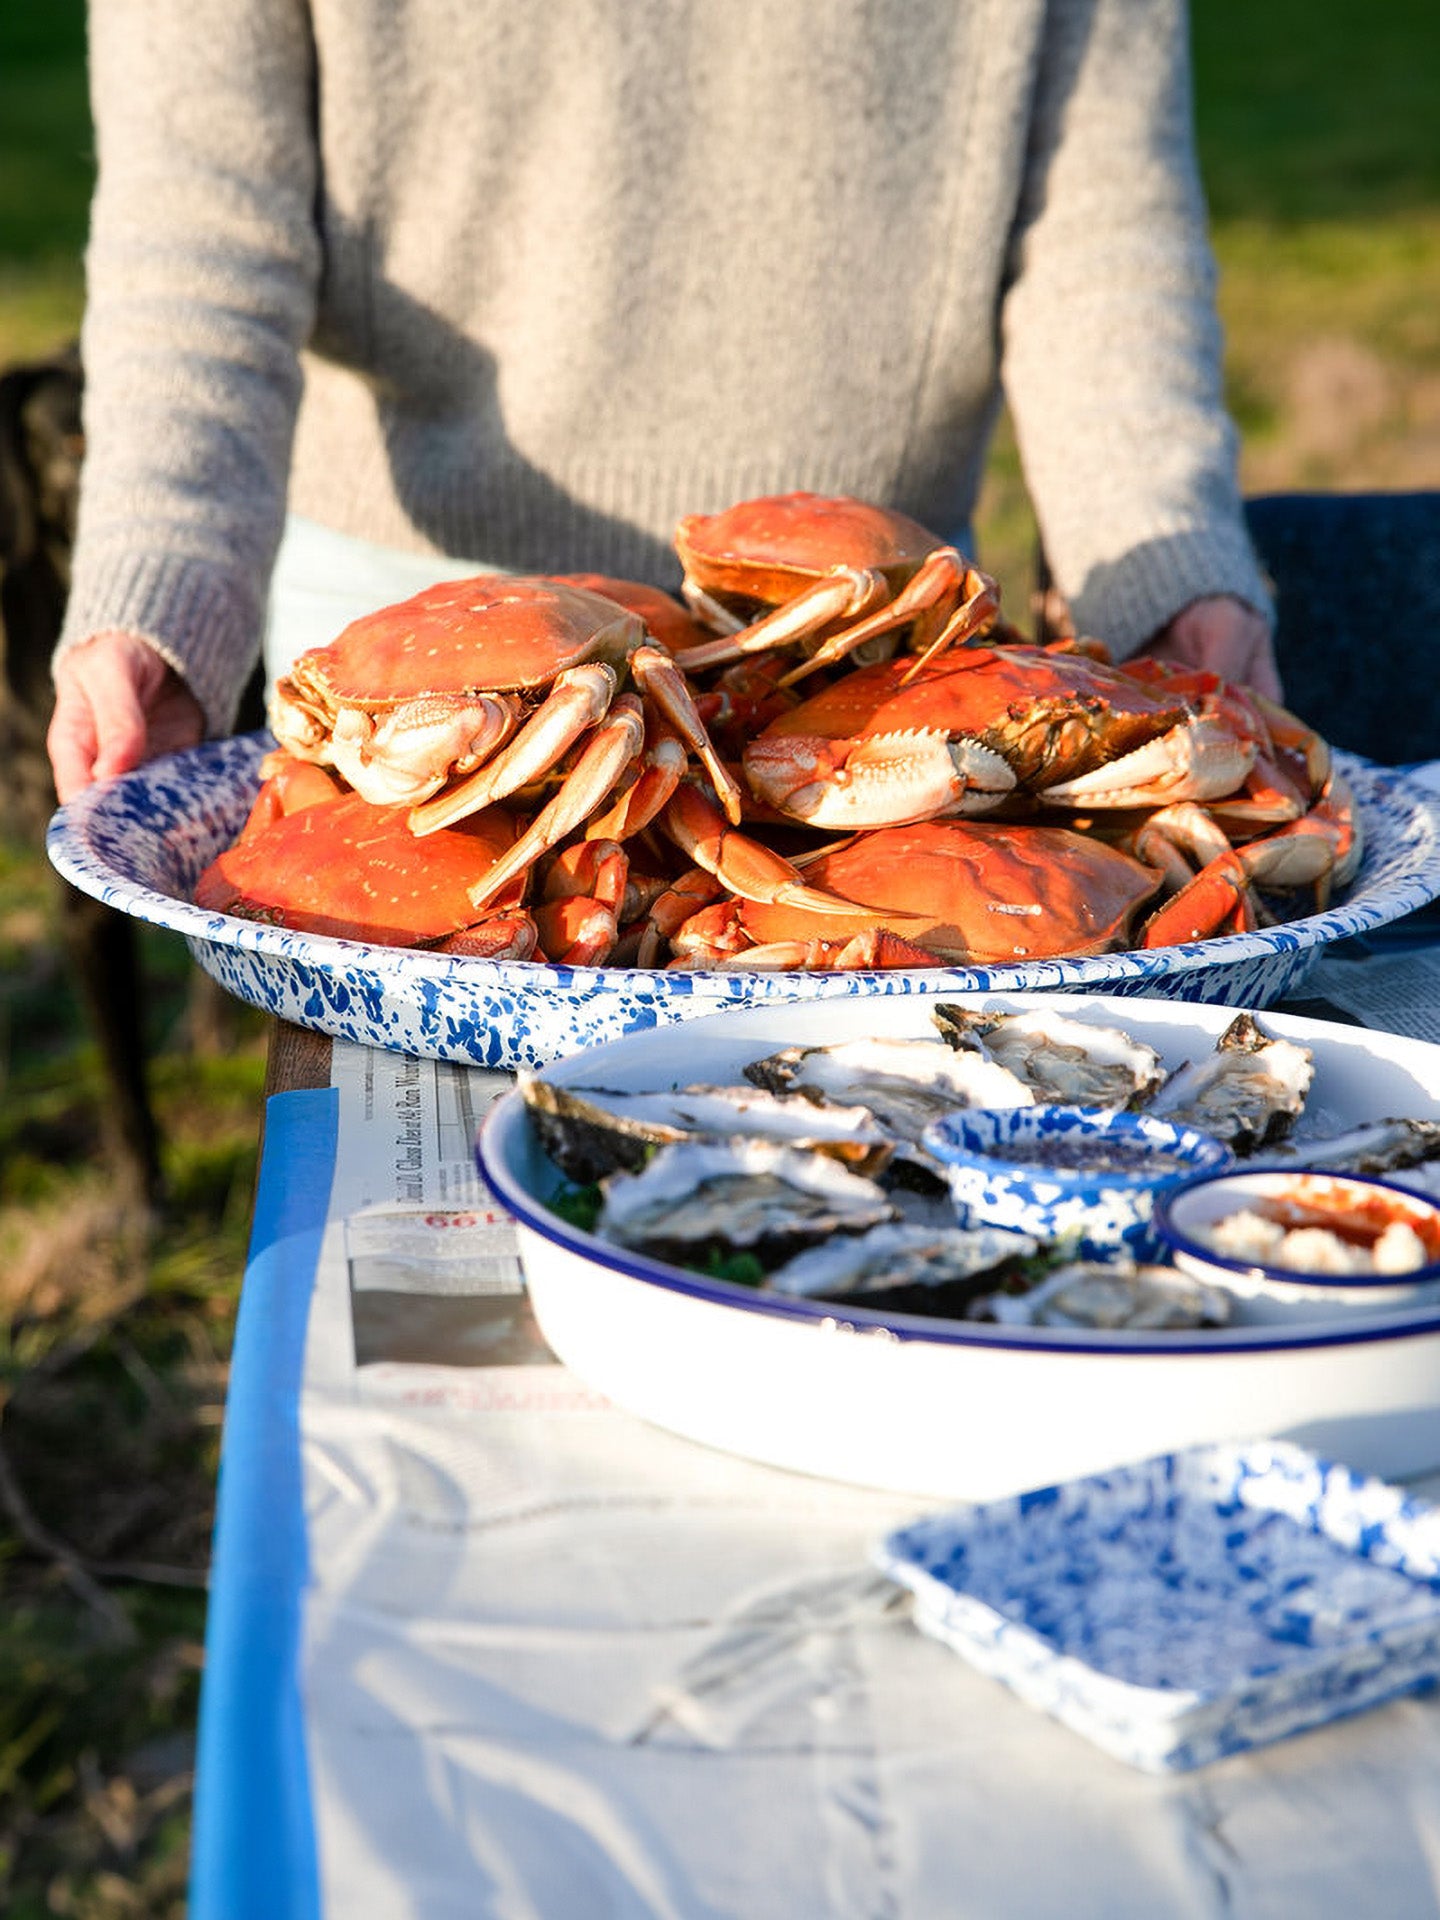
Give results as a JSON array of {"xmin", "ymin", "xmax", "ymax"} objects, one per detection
[
  {"xmin": 47, "ymin": 732, "xmax": 1440, "ymax": 1069},
  {"xmin": 875, "ymin": 1440, "xmax": 1440, "ymax": 1772}
]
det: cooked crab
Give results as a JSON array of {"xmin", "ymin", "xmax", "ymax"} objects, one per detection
[
  {"xmin": 739, "ymin": 645, "xmax": 1243, "ymax": 831},
  {"xmin": 269, "ymin": 572, "xmax": 743, "ymax": 844},
  {"xmin": 667, "ymin": 819, "xmax": 1168, "ymax": 971},
  {"xmin": 193, "ymin": 773, "xmax": 537, "ymax": 957},
  {"xmin": 672, "ymin": 492, "xmax": 1000, "ymax": 682}
]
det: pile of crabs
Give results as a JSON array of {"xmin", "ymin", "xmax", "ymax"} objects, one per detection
[{"xmin": 195, "ymin": 493, "xmax": 1360, "ymax": 971}]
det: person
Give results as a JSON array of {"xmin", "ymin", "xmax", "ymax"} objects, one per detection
[{"xmin": 47, "ymin": 0, "xmax": 1279, "ymax": 806}]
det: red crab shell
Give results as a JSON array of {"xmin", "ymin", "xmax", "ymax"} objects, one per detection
[
  {"xmin": 551, "ymin": 574, "xmax": 708, "ymax": 654},
  {"xmin": 297, "ymin": 575, "xmax": 644, "ymax": 705},
  {"xmin": 671, "ymin": 819, "xmax": 1166, "ymax": 967},
  {"xmin": 750, "ymin": 647, "xmax": 1190, "ymax": 792},
  {"xmin": 194, "ymin": 790, "xmax": 530, "ymax": 949},
  {"xmin": 674, "ymin": 492, "xmax": 947, "ymax": 606}
]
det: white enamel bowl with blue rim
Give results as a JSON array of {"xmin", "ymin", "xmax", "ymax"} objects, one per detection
[
  {"xmin": 47, "ymin": 730, "xmax": 1440, "ymax": 1070},
  {"xmin": 476, "ymin": 991, "xmax": 1440, "ymax": 1501},
  {"xmin": 922, "ymin": 1105, "xmax": 1234, "ymax": 1260},
  {"xmin": 1154, "ymin": 1168, "xmax": 1440, "ymax": 1324}
]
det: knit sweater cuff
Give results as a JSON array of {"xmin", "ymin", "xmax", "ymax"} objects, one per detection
[
  {"xmin": 1067, "ymin": 524, "xmax": 1274, "ymax": 662},
  {"xmin": 56, "ymin": 547, "xmax": 262, "ymax": 736}
]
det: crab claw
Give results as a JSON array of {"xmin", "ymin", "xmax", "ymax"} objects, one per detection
[
  {"xmin": 661, "ymin": 781, "xmax": 865, "ymax": 916},
  {"xmin": 1037, "ymin": 716, "xmax": 1257, "ymax": 809},
  {"xmin": 742, "ymin": 727, "xmax": 1015, "ymax": 828}
]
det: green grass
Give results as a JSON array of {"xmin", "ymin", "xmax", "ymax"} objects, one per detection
[
  {"xmin": 1, "ymin": 827, "xmax": 265, "ymax": 1916},
  {"xmin": 0, "ymin": 0, "xmax": 89, "ymax": 363},
  {"xmin": 0, "ymin": 2, "xmax": 1436, "ymax": 1911},
  {"xmin": 974, "ymin": 4, "xmax": 1440, "ymax": 613},
  {"xmin": 1191, "ymin": 0, "xmax": 1440, "ymax": 223}
]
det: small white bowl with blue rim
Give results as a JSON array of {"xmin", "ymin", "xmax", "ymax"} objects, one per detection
[
  {"xmin": 1154, "ymin": 1167, "xmax": 1440, "ymax": 1323},
  {"xmin": 923, "ymin": 1105, "xmax": 1235, "ymax": 1260}
]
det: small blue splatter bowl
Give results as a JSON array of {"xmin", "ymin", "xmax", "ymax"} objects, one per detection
[{"xmin": 922, "ymin": 1106, "xmax": 1236, "ymax": 1261}]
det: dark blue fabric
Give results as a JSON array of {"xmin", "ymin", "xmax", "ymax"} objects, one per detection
[{"xmin": 1245, "ymin": 492, "xmax": 1440, "ymax": 765}]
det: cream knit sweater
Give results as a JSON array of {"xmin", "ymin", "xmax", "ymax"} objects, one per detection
[{"xmin": 61, "ymin": 0, "xmax": 1269, "ymax": 733}]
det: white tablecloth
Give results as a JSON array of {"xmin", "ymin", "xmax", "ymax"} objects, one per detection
[{"xmin": 191, "ymin": 1033, "xmax": 1440, "ymax": 1920}]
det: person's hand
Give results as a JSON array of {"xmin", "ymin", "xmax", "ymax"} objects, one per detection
[
  {"xmin": 1134, "ymin": 595, "xmax": 1282, "ymax": 702},
  {"xmin": 48, "ymin": 629, "xmax": 206, "ymax": 805}
]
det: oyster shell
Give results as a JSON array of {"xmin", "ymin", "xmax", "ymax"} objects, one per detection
[
  {"xmin": 931, "ymin": 1003, "xmax": 1166, "ymax": 1109},
  {"xmin": 1144, "ymin": 1012, "xmax": 1313, "ymax": 1153},
  {"xmin": 596, "ymin": 1138, "xmax": 896, "ymax": 1262},
  {"xmin": 1262, "ymin": 1118, "xmax": 1440, "ymax": 1177},
  {"xmin": 519, "ymin": 1073, "xmax": 894, "ymax": 1183},
  {"xmin": 765, "ymin": 1222, "xmax": 1039, "ymax": 1302},
  {"xmin": 743, "ymin": 1037, "xmax": 1034, "ymax": 1152},
  {"xmin": 970, "ymin": 1261, "xmax": 1233, "ymax": 1331}
]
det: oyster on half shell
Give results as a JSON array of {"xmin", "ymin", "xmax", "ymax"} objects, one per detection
[
  {"xmin": 931, "ymin": 1003, "xmax": 1166, "ymax": 1108},
  {"xmin": 596, "ymin": 1138, "xmax": 896, "ymax": 1263},
  {"xmin": 970, "ymin": 1261, "xmax": 1233, "ymax": 1331},
  {"xmin": 1260, "ymin": 1117, "xmax": 1440, "ymax": 1178},
  {"xmin": 743, "ymin": 1037, "xmax": 1034, "ymax": 1153},
  {"xmin": 1145, "ymin": 1012, "xmax": 1313, "ymax": 1153},
  {"xmin": 519, "ymin": 1073, "xmax": 894, "ymax": 1184},
  {"xmin": 765, "ymin": 1221, "xmax": 1039, "ymax": 1302}
]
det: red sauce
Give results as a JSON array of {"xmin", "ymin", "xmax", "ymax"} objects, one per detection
[{"xmin": 1252, "ymin": 1177, "xmax": 1440, "ymax": 1259}]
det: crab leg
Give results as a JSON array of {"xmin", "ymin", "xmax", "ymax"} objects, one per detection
[
  {"xmin": 628, "ymin": 865, "xmax": 725, "ymax": 967},
  {"xmin": 627, "ymin": 645, "xmax": 744, "ymax": 823},
  {"xmin": 584, "ymin": 713, "xmax": 689, "ymax": 842},
  {"xmin": 1140, "ymin": 854, "xmax": 1257, "ymax": 946},
  {"xmin": 779, "ymin": 550, "xmax": 999, "ymax": 687},
  {"xmin": 661, "ymin": 781, "xmax": 867, "ymax": 916},
  {"xmin": 408, "ymin": 663, "xmax": 619, "ymax": 835},
  {"xmin": 895, "ymin": 561, "xmax": 1003, "ymax": 683},
  {"xmin": 1135, "ymin": 779, "xmax": 1358, "ymax": 946},
  {"xmin": 673, "ymin": 567, "xmax": 890, "ymax": 672},
  {"xmin": 534, "ymin": 840, "xmax": 629, "ymax": 966},
  {"xmin": 466, "ymin": 695, "xmax": 647, "ymax": 909},
  {"xmin": 719, "ymin": 930, "xmax": 947, "ymax": 971},
  {"xmin": 433, "ymin": 913, "xmax": 541, "ymax": 961}
]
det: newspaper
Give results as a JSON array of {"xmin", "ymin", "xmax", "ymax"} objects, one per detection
[
  {"xmin": 1308, "ymin": 943, "xmax": 1440, "ymax": 1045},
  {"xmin": 273, "ymin": 1038, "xmax": 1440, "ymax": 1920}
]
